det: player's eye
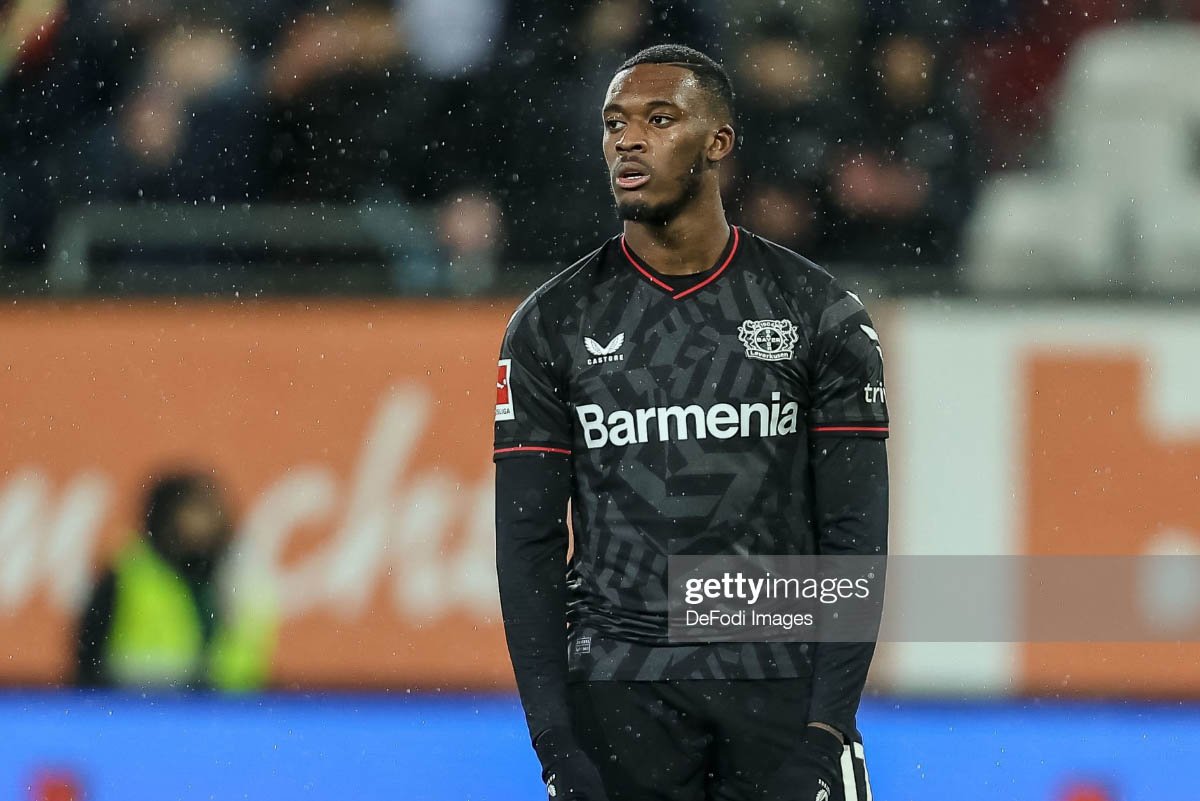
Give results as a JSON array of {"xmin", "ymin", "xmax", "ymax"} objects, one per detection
[
  {"xmin": 649, "ymin": 114, "xmax": 672, "ymax": 126},
  {"xmin": 604, "ymin": 119, "xmax": 625, "ymax": 132}
]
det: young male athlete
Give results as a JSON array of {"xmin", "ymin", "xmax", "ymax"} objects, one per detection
[{"xmin": 494, "ymin": 44, "xmax": 888, "ymax": 801}]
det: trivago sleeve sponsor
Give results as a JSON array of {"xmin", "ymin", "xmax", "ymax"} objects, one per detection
[{"xmin": 807, "ymin": 285, "xmax": 890, "ymax": 439}]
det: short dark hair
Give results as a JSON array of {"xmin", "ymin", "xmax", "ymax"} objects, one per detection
[
  {"xmin": 144, "ymin": 471, "xmax": 219, "ymax": 545},
  {"xmin": 617, "ymin": 44, "xmax": 735, "ymax": 123}
]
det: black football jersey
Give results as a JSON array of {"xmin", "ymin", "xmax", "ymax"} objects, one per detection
[{"xmin": 493, "ymin": 226, "xmax": 889, "ymax": 681}]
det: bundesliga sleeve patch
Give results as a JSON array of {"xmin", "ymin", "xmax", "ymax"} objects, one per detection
[{"xmin": 495, "ymin": 359, "xmax": 515, "ymax": 421}]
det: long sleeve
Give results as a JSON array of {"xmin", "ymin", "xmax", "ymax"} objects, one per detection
[
  {"xmin": 806, "ymin": 436, "xmax": 888, "ymax": 738},
  {"xmin": 802, "ymin": 277, "xmax": 890, "ymax": 739},
  {"xmin": 495, "ymin": 451, "xmax": 574, "ymax": 744}
]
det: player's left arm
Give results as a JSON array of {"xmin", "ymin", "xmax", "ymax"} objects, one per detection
[
  {"xmin": 805, "ymin": 284, "xmax": 890, "ymax": 743},
  {"xmin": 807, "ymin": 438, "xmax": 887, "ymax": 742}
]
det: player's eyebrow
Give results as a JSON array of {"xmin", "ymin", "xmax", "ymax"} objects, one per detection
[{"xmin": 602, "ymin": 99, "xmax": 683, "ymax": 115}]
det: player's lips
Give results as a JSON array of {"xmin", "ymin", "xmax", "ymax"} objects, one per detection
[{"xmin": 614, "ymin": 161, "xmax": 651, "ymax": 190}]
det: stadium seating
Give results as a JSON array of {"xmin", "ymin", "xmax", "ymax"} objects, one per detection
[{"xmin": 966, "ymin": 24, "xmax": 1200, "ymax": 292}]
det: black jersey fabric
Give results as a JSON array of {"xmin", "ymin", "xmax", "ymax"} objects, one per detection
[
  {"xmin": 493, "ymin": 226, "xmax": 889, "ymax": 733},
  {"xmin": 495, "ymin": 437, "xmax": 886, "ymax": 747}
]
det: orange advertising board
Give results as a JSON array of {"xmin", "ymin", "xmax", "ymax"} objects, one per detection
[
  {"xmin": 1022, "ymin": 353, "xmax": 1200, "ymax": 695},
  {"xmin": 0, "ymin": 301, "xmax": 515, "ymax": 688},
  {"xmin": 888, "ymin": 304, "xmax": 1200, "ymax": 699},
  {"xmin": 5, "ymin": 300, "xmax": 1200, "ymax": 697}
]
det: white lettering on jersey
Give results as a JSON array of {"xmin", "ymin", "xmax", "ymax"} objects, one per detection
[
  {"xmin": 584, "ymin": 333, "xmax": 625, "ymax": 365},
  {"xmin": 576, "ymin": 393, "xmax": 801, "ymax": 449}
]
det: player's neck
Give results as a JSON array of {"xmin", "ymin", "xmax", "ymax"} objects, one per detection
[{"xmin": 622, "ymin": 201, "xmax": 731, "ymax": 277}]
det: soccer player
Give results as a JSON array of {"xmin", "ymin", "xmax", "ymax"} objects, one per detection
[{"xmin": 494, "ymin": 44, "xmax": 887, "ymax": 801}]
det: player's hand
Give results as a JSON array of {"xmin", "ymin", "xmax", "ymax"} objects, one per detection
[
  {"xmin": 542, "ymin": 748, "xmax": 609, "ymax": 800},
  {"xmin": 534, "ymin": 728, "xmax": 610, "ymax": 801},
  {"xmin": 761, "ymin": 725, "xmax": 843, "ymax": 801}
]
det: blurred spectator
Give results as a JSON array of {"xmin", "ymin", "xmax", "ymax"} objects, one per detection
[
  {"xmin": 497, "ymin": 0, "xmax": 647, "ymax": 262},
  {"xmin": 0, "ymin": 0, "xmax": 66, "ymax": 81},
  {"xmin": 1, "ymin": 0, "xmax": 303, "ymax": 266},
  {"xmin": 722, "ymin": 0, "xmax": 860, "ymax": 95},
  {"xmin": 495, "ymin": 0, "xmax": 721, "ymax": 266},
  {"xmin": 862, "ymin": 0, "xmax": 1021, "ymax": 38},
  {"xmin": 263, "ymin": 0, "xmax": 512, "ymax": 292},
  {"xmin": 5, "ymin": 0, "xmax": 1191, "ymax": 290},
  {"xmin": 76, "ymin": 472, "xmax": 276, "ymax": 691},
  {"xmin": 398, "ymin": 0, "xmax": 506, "ymax": 78},
  {"xmin": 436, "ymin": 190, "xmax": 502, "ymax": 294},
  {"xmin": 731, "ymin": 26, "xmax": 848, "ymax": 255},
  {"xmin": 264, "ymin": 0, "xmax": 411, "ymax": 201},
  {"xmin": 73, "ymin": 22, "xmax": 264, "ymax": 204},
  {"xmin": 1, "ymin": 0, "xmax": 127, "ymax": 266},
  {"xmin": 821, "ymin": 31, "xmax": 977, "ymax": 270}
]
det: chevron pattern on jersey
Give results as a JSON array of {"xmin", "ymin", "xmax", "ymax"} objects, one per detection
[{"xmin": 496, "ymin": 228, "xmax": 888, "ymax": 681}]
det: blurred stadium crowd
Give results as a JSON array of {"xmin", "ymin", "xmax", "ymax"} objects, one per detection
[{"xmin": 2, "ymin": 0, "xmax": 1199, "ymax": 293}]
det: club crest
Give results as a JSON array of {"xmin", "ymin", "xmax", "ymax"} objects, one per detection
[{"xmin": 738, "ymin": 319, "xmax": 798, "ymax": 362}]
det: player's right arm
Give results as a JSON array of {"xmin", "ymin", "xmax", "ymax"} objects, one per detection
[{"xmin": 493, "ymin": 300, "xmax": 609, "ymax": 801}]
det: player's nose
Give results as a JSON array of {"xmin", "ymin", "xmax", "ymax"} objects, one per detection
[{"xmin": 614, "ymin": 126, "xmax": 647, "ymax": 153}]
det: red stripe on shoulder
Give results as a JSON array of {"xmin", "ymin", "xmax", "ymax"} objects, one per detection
[
  {"xmin": 809, "ymin": 426, "xmax": 889, "ymax": 433},
  {"xmin": 493, "ymin": 445, "xmax": 572, "ymax": 456}
]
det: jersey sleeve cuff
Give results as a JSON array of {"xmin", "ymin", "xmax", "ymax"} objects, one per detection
[
  {"xmin": 493, "ymin": 443, "xmax": 573, "ymax": 461},
  {"xmin": 808, "ymin": 423, "xmax": 889, "ymax": 439}
]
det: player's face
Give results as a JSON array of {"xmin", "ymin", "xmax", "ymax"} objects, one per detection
[{"xmin": 602, "ymin": 64, "xmax": 726, "ymax": 225}]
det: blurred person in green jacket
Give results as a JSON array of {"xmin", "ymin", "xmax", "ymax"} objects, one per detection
[{"xmin": 76, "ymin": 472, "xmax": 276, "ymax": 691}]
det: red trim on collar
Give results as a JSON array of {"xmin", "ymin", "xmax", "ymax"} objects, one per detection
[
  {"xmin": 619, "ymin": 226, "xmax": 741, "ymax": 299},
  {"xmin": 620, "ymin": 236, "xmax": 676, "ymax": 292},
  {"xmin": 672, "ymin": 225, "xmax": 739, "ymax": 300}
]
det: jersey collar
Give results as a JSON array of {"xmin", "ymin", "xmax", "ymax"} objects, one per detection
[{"xmin": 619, "ymin": 225, "xmax": 741, "ymax": 300}]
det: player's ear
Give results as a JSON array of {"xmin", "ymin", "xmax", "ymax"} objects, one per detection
[{"xmin": 707, "ymin": 124, "xmax": 735, "ymax": 164}]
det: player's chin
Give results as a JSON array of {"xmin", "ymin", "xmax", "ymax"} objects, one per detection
[{"xmin": 615, "ymin": 196, "xmax": 667, "ymax": 223}]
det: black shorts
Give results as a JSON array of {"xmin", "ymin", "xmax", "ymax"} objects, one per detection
[{"xmin": 568, "ymin": 679, "xmax": 872, "ymax": 801}]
